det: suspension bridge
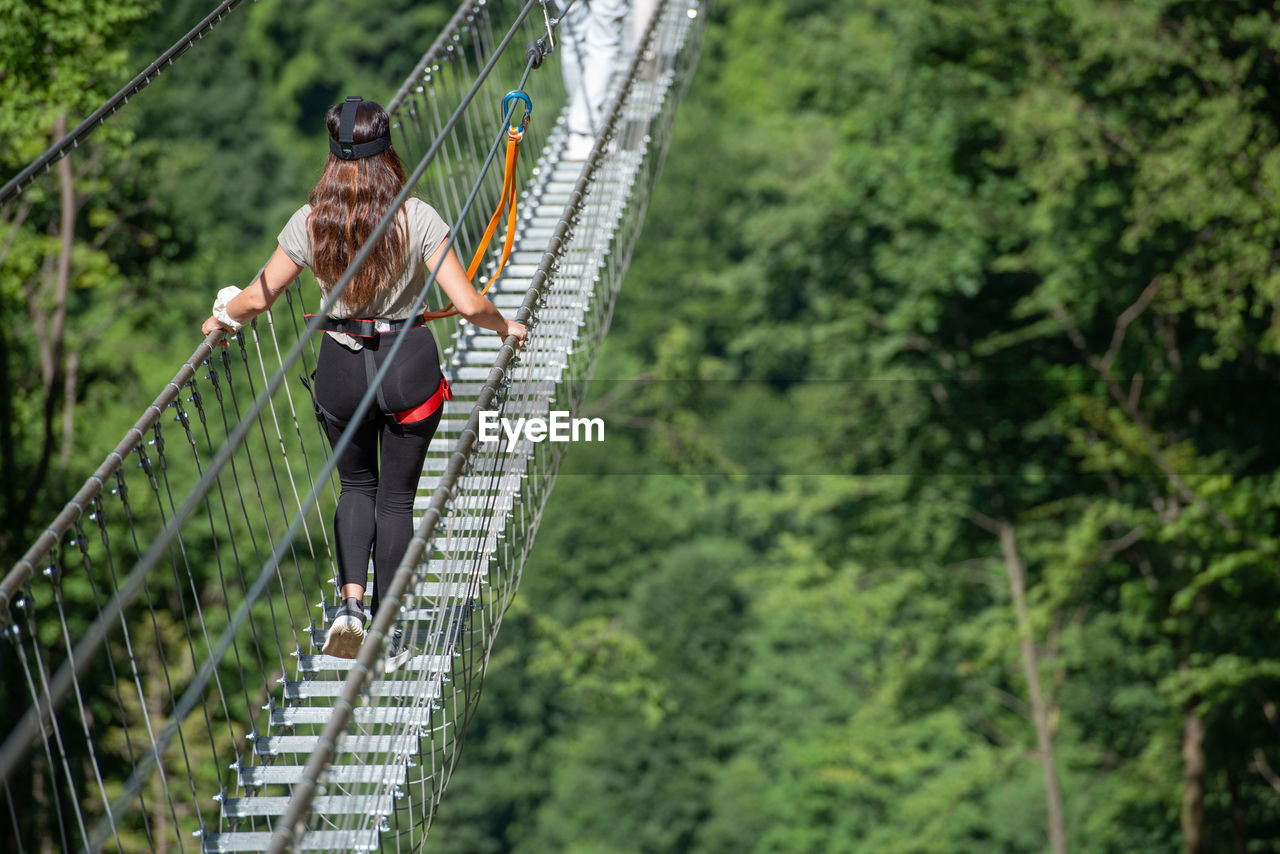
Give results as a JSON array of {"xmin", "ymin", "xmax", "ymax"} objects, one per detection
[{"xmin": 0, "ymin": 0, "xmax": 706, "ymax": 850}]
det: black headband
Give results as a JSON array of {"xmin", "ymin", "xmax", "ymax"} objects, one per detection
[{"xmin": 329, "ymin": 96, "xmax": 392, "ymax": 160}]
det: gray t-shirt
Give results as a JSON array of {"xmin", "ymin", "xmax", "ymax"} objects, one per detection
[{"xmin": 277, "ymin": 197, "xmax": 450, "ymax": 349}]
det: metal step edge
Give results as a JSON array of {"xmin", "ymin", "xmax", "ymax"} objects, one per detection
[
  {"xmin": 283, "ymin": 678, "xmax": 445, "ymax": 700},
  {"xmin": 411, "ymin": 506, "xmax": 510, "ymax": 523},
  {"xmin": 409, "ymin": 496, "xmax": 509, "ymax": 517},
  {"xmin": 202, "ymin": 830, "xmax": 378, "ymax": 852},
  {"xmin": 413, "ymin": 580, "xmax": 483, "ymax": 599},
  {"xmin": 255, "ymin": 734, "xmax": 417, "ymax": 756},
  {"xmin": 271, "ymin": 704, "xmax": 439, "ymax": 726},
  {"xmin": 220, "ymin": 794, "xmax": 393, "ymax": 818},
  {"xmin": 411, "ymin": 493, "xmax": 513, "ymax": 512},
  {"xmin": 238, "ymin": 763, "xmax": 408, "ymax": 787},
  {"xmin": 296, "ymin": 653, "xmax": 450, "ymax": 674}
]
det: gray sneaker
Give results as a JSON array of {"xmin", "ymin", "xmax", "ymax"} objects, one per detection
[
  {"xmin": 382, "ymin": 627, "xmax": 414, "ymax": 674},
  {"xmin": 322, "ymin": 598, "xmax": 366, "ymax": 658}
]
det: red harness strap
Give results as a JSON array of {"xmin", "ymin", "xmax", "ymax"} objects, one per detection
[{"xmin": 393, "ymin": 377, "xmax": 452, "ymax": 424}]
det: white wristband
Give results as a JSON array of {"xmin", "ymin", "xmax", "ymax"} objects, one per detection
[{"xmin": 212, "ymin": 286, "xmax": 244, "ymax": 332}]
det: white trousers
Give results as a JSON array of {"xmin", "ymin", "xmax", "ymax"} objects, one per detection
[{"xmin": 560, "ymin": 0, "xmax": 658, "ymax": 136}]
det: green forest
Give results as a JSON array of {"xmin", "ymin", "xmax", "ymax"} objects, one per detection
[{"xmin": 4, "ymin": 0, "xmax": 1280, "ymax": 852}]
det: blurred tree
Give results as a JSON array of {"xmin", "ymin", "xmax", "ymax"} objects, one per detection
[
  {"xmin": 432, "ymin": 0, "xmax": 1280, "ymax": 851},
  {"xmin": 0, "ymin": 0, "xmax": 162, "ymax": 561}
]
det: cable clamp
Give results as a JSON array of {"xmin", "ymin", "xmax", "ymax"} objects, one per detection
[{"xmin": 540, "ymin": 1, "xmax": 555, "ymax": 50}]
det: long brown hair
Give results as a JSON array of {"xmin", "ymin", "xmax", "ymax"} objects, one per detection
[{"xmin": 308, "ymin": 99, "xmax": 408, "ymax": 309}]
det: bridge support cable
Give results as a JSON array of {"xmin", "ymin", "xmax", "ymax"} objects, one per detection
[
  {"xmin": 0, "ymin": 0, "xmax": 252, "ymax": 206},
  {"xmin": 0, "ymin": 0, "xmax": 707, "ymax": 850}
]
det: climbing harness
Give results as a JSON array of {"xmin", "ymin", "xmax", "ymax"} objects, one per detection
[
  {"xmin": 311, "ymin": 315, "xmax": 428, "ymax": 338},
  {"xmin": 300, "ymin": 366, "xmax": 452, "ymax": 428},
  {"xmin": 393, "ymin": 376, "xmax": 453, "ymax": 424}
]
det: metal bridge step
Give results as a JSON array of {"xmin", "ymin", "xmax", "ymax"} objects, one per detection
[
  {"xmin": 411, "ymin": 514, "xmax": 509, "ymax": 535},
  {"xmin": 238, "ymin": 762, "xmax": 408, "ymax": 787},
  {"xmin": 296, "ymin": 653, "xmax": 450, "ymax": 674},
  {"xmin": 410, "ymin": 515, "xmax": 506, "ymax": 534},
  {"xmin": 448, "ymin": 355, "xmax": 568, "ymax": 378},
  {"xmin": 453, "ymin": 327, "xmax": 585, "ymax": 353},
  {"xmin": 499, "ymin": 263, "xmax": 543, "ymax": 278},
  {"xmin": 202, "ymin": 829, "xmax": 378, "ymax": 852},
  {"xmin": 413, "ymin": 580, "xmax": 483, "ymax": 599},
  {"xmin": 429, "ymin": 407, "xmax": 546, "ymax": 429},
  {"xmin": 491, "ymin": 296, "xmax": 585, "ymax": 312},
  {"xmin": 454, "ymin": 330, "xmax": 578, "ymax": 348},
  {"xmin": 417, "ymin": 470, "xmax": 522, "ymax": 490},
  {"xmin": 413, "ymin": 492, "xmax": 513, "ymax": 513},
  {"xmin": 453, "ymin": 365, "xmax": 507, "ymax": 380},
  {"xmin": 255, "ymin": 734, "xmax": 418, "ymax": 757},
  {"xmin": 424, "ymin": 534, "xmax": 499, "ymax": 554},
  {"xmin": 414, "ymin": 492, "xmax": 515, "ymax": 511},
  {"xmin": 271, "ymin": 701, "xmax": 440, "ymax": 727},
  {"xmin": 403, "ymin": 549, "xmax": 491, "ymax": 572},
  {"xmin": 284, "ymin": 679, "xmax": 443, "ymax": 701},
  {"xmin": 220, "ymin": 794, "xmax": 393, "ymax": 818}
]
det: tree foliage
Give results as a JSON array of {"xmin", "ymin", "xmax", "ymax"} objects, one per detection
[{"xmin": 432, "ymin": 1, "xmax": 1280, "ymax": 852}]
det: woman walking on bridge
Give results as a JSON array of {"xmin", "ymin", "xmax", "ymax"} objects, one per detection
[{"xmin": 201, "ymin": 97, "xmax": 527, "ymax": 671}]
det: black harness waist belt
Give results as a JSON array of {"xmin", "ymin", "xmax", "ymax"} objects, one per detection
[{"xmin": 305, "ymin": 314, "xmax": 427, "ymax": 337}]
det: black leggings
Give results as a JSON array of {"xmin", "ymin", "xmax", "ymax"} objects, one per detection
[{"xmin": 315, "ymin": 327, "xmax": 445, "ymax": 617}]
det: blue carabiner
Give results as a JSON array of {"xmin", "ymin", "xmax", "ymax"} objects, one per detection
[{"xmin": 503, "ymin": 90, "xmax": 533, "ymax": 133}]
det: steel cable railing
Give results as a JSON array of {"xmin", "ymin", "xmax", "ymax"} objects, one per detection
[{"xmin": 0, "ymin": 0, "xmax": 707, "ymax": 850}]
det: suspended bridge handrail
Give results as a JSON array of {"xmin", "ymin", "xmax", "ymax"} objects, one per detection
[{"xmin": 0, "ymin": 0, "xmax": 251, "ymax": 205}]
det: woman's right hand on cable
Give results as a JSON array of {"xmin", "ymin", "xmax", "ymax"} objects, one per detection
[{"xmin": 504, "ymin": 319, "xmax": 528, "ymax": 349}]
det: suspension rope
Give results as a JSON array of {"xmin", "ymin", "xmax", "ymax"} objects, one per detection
[{"xmin": 0, "ymin": 0, "xmax": 251, "ymax": 205}]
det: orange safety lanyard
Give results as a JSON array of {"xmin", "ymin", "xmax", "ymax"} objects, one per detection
[{"xmin": 424, "ymin": 122, "xmax": 524, "ymax": 321}]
